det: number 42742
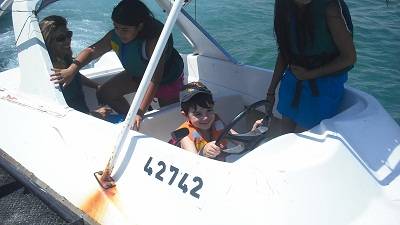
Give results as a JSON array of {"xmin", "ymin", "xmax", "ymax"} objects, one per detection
[{"xmin": 144, "ymin": 156, "xmax": 203, "ymax": 199}]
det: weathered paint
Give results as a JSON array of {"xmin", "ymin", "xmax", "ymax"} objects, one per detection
[{"xmin": 81, "ymin": 187, "xmax": 121, "ymax": 223}]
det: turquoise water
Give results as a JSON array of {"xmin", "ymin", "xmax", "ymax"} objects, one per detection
[{"xmin": 0, "ymin": 0, "xmax": 399, "ymax": 123}]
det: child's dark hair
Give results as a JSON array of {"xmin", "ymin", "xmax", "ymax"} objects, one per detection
[
  {"xmin": 180, "ymin": 82, "xmax": 214, "ymax": 115},
  {"xmin": 112, "ymin": 0, "xmax": 156, "ymax": 38},
  {"xmin": 112, "ymin": 0, "xmax": 153, "ymax": 26}
]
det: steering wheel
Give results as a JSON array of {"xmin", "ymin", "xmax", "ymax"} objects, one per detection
[{"xmin": 215, "ymin": 100, "xmax": 272, "ymax": 154}]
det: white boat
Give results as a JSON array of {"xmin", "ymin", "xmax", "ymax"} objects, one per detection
[{"xmin": 0, "ymin": 0, "xmax": 399, "ymax": 224}]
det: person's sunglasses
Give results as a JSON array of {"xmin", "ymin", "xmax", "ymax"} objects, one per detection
[{"xmin": 55, "ymin": 31, "xmax": 73, "ymax": 43}]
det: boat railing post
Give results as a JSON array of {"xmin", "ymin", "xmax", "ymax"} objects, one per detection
[{"xmin": 94, "ymin": 0, "xmax": 187, "ymax": 189}]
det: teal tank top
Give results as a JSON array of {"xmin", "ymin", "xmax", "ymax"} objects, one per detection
[
  {"xmin": 111, "ymin": 30, "xmax": 183, "ymax": 84},
  {"xmin": 289, "ymin": 0, "xmax": 353, "ymax": 72},
  {"xmin": 286, "ymin": 0, "xmax": 353, "ymax": 109}
]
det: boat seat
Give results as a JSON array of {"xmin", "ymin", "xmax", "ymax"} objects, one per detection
[{"xmin": 140, "ymin": 102, "xmax": 185, "ymax": 142}]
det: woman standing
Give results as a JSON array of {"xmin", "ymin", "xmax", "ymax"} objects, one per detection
[{"xmin": 266, "ymin": 0, "xmax": 356, "ymax": 133}]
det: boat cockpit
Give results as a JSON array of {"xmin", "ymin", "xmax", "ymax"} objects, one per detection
[{"xmin": 79, "ymin": 52, "xmax": 278, "ymax": 163}]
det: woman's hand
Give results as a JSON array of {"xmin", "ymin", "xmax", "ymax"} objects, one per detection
[
  {"xmin": 50, "ymin": 67, "xmax": 76, "ymax": 87},
  {"xmin": 202, "ymin": 141, "xmax": 223, "ymax": 158},
  {"xmin": 290, "ymin": 65, "xmax": 316, "ymax": 80},
  {"xmin": 131, "ymin": 114, "xmax": 143, "ymax": 131}
]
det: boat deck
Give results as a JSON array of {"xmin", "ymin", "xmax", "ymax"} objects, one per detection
[{"xmin": 0, "ymin": 167, "xmax": 68, "ymax": 225}]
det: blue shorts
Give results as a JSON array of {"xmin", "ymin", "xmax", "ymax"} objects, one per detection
[
  {"xmin": 277, "ymin": 69, "xmax": 347, "ymax": 129},
  {"xmin": 106, "ymin": 114, "xmax": 125, "ymax": 123}
]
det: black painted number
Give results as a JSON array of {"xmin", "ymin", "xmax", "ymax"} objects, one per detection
[
  {"xmin": 144, "ymin": 157, "xmax": 153, "ymax": 176},
  {"xmin": 190, "ymin": 176, "xmax": 203, "ymax": 199},
  {"xmin": 169, "ymin": 166, "xmax": 179, "ymax": 185},
  {"xmin": 178, "ymin": 173, "xmax": 189, "ymax": 193},
  {"xmin": 143, "ymin": 156, "xmax": 203, "ymax": 199},
  {"xmin": 155, "ymin": 161, "xmax": 166, "ymax": 181}
]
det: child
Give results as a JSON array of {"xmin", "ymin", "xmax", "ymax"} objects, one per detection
[{"xmin": 174, "ymin": 82, "xmax": 261, "ymax": 160}]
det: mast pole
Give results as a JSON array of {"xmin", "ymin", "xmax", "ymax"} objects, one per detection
[{"xmin": 95, "ymin": 0, "xmax": 187, "ymax": 189}]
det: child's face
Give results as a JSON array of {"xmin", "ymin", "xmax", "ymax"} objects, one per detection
[
  {"xmin": 186, "ymin": 105, "xmax": 216, "ymax": 131},
  {"xmin": 113, "ymin": 22, "xmax": 143, "ymax": 43}
]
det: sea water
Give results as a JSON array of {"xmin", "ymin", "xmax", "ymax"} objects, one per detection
[{"xmin": 0, "ymin": 0, "xmax": 399, "ymax": 123}]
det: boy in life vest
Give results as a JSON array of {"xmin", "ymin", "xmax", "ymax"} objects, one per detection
[{"xmin": 173, "ymin": 82, "xmax": 262, "ymax": 160}]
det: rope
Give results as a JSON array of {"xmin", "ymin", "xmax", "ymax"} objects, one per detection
[{"xmin": 14, "ymin": 11, "xmax": 37, "ymax": 45}]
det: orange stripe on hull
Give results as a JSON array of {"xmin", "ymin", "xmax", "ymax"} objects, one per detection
[{"xmin": 80, "ymin": 187, "xmax": 121, "ymax": 222}]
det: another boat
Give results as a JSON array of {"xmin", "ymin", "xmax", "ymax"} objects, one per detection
[{"xmin": 0, "ymin": 0, "xmax": 399, "ymax": 224}]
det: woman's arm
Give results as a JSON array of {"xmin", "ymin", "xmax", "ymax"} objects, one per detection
[
  {"xmin": 292, "ymin": 2, "xmax": 356, "ymax": 80},
  {"xmin": 131, "ymin": 37, "xmax": 170, "ymax": 130},
  {"xmin": 264, "ymin": 52, "xmax": 287, "ymax": 114},
  {"xmin": 137, "ymin": 37, "xmax": 169, "ymax": 113},
  {"xmin": 51, "ymin": 31, "xmax": 113, "ymax": 87},
  {"xmin": 71, "ymin": 31, "xmax": 113, "ymax": 73},
  {"xmin": 267, "ymin": 52, "xmax": 287, "ymax": 95},
  {"xmin": 312, "ymin": 1, "xmax": 356, "ymax": 77}
]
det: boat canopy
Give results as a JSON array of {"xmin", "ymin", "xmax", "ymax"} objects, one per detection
[{"xmin": 36, "ymin": 0, "xmax": 59, "ymax": 12}]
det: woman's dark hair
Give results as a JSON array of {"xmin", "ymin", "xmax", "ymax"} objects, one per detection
[
  {"xmin": 112, "ymin": 0, "xmax": 157, "ymax": 38},
  {"xmin": 39, "ymin": 15, "xmax": 72, "ymax": 67},
  {"xmin": 274, "ymin": 0, "xmax": 315, "ymax": 62},
  {"xmin": 40, "ymin": 15, "xmax": 67, "ymax": 41}
]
